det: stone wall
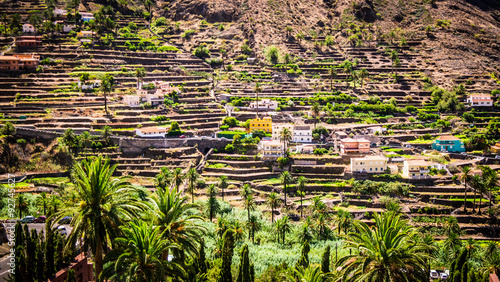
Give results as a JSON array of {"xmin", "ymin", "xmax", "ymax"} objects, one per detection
[{"xmin": 48, "ymin": 253, "xmax": 93, "ymax": 282}]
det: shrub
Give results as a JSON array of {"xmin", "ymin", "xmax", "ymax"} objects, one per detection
[
  {"xmin": 265, "ymin": 46, "xmax": 280, "ymax": 65},
  {"xmin": 225, "ymin": 143, "xmax": 235, "ymax": 153},
  {"xmin": 193, "ymin": 44, "xmax": 210, "ymax": 59},
  {"xmin": 182, "ymin": 29, "xmax": 196, "ymax": 39},
  {"xmin": 170, "ymin": 121, "xmax": 180, "ymax": 131},
  {"xmin": 223, "ymin": 117, "xmax": 239, "ymax": 127},
  {"xmin": 157, "ymin": 46, "xmax": 179, "ymax": 52},
  {"xmin": 154, "ymin": 17, "xmax": 167, "ymax": 27}
]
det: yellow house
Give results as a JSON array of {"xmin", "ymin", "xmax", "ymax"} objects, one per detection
[
  {"xmin": 249, "ymin": 117, "xmax": 272, "ymax": 133},
  {"xmin": 490, "ymin": 142, "xmax": 500, "ymax": 154},
  {"xmin": 402, "ymin": 159, "xmax": 430, "ymax": 179},
  {"xmin": 258, "ymin": 140, "xmax": 284, "ymax": 159},
  {"xmin": 350, "ymin": 156, "xmax": 388, "ymax": 173}
]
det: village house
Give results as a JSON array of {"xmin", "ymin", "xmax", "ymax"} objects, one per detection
[
  {"xmin": 22, "ymin": 23, "xmax": 35, "ymax": 33},
  {"xmin": 145, "ymin": 93, "xmax": 163, "ymax": 106},
  {"xmin": 272, "ymin": 123, "xmax": 294, "ymax": 141},
  {"xmin": 123, "ymin": 95, "xmax": 141, "ymax": 107},
  {"xmin": 80, "ymin": 12, "xmax": 95, "ymax": 22},
  {"xmin": 350, "ymin": 155, "xmax": 388, "ymax": 173},
  {"xmin": 0, "ymin": 54, "xmax": 39, "ymax": 71},
  {"xmin": 154, "ymin": 81, "xmax": 181, "ymax": 96},
  {"xmin": 402, "ymin": 159, "xmax": 430, "ymax": 179},
  {"xmin": 249, "ymin": 99, "xmax": 278, "ymax": 111},
  {"xmin": 54, "ymin": 8, "xmax": 67, "ymax": 17},
  {"xmin": 15, "ymin": 36, "xmax": 42, "ymax": 48},
  {"xmin": 293, "ymin": 125, "xmax": 312, "ymax": 143},
  {"xmin": 77, "ymin": 31, "xmax": 96, "ymax": 38},
  {"xmin": 367, "ymin": 126, "xmax": 386, "ymax": 135},
  {"xmin": 78, "ymin": 80, "xmax": 101, "ymax": 90},
  {"xmin": 248, "ymin": 117, "xmax": 272, "ymax": 133},
  {"xmin": 432, "ymin": 135, "xmax": 465, "ymax": 153},
  {"xmin": 258, "ymin": 140, "xmax": 284, "ymax": 158},
  {"xmin": 340, "ymin": 138, "xmax": 370, "ymax": 154},
  {"xmin": 62, "ymin": 24, "xmax": 75, "ymax": 33},
  {"xmin": 136, "ymin": 127, "xmax": 168, "ymax": 138},
  {"xmin": 490, "ymin": 142, "xmax": 500, "ymax": 154},
  {"xmin": 467, "ymin": 94, "xmax": 493, "ymax": 107}
]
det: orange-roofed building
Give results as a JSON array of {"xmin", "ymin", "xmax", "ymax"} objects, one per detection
[
  {"xmin": 467, "ymin": 94, "xmax": 493, "ymax": 107},
  {"xmin": 432, "ymin": 135, "xmax": 465, "ymax": 153},
  {"xmin": 340, "ymin": 138, "xmax": 370, "ymax": 154}
]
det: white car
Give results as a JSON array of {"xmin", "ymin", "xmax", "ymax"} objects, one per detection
[
  {"xmin": 57, "ymin": 226, "xmax": 67, "ymax": 235},
  {"xmin": 430, "ymin": 270, "xmax": 439, "ymax": 280},
  {"xmin": 440, "ymin": 273, "xmax": 448, "ymax": 280}
]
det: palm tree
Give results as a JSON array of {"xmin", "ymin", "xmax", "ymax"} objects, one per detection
[
  {"xmin": 266, "ymin": 192, "xmax": 281, "ymax": 222},
  {"xmin": 246, "ymin": 215, "xmax": 261, "ymax": 244},
  {"xmin": 135, "ymin": 67, "xmax": 146, "ymax": 89},
  {"xmin": 341, "ymin": 60, "xmax": 353, "ymax": 87},
  {"xmin": 359, "ymin": 68, "xmax": 369, "ymax": 87},
  {"xmin": 279, "ymin": 171, "xmax": 294, "ymax": 207},
  {"xmin": 334, "ymin": 209, "xmax": 353, "ymax": 235},
  {"xmin": 241, "ymin": 186, "xmax": 255, "ymax": 222},
  {"xmin": 471, "ymin": 174, "xmax": 482, "ymax": 213},
  {"xmin": 315, "ymin": 213, "xmax": 329, "ymax": 240},
  {"xmin": 328, "ymin": 66, "xmax": 337, "ymax": 91},
  {"xmin": 275, "ymin": 215, "xmax": 291, "ymax": 244},
  {"xmin": 481, "ymin": 165, "xmax": 498, "ymax": 212},
  {"xmin": 36, "ymin": 192, "xmax": 49, "ymax": 215},
  {"xmin": 48, "ymin": 194, "xmax": 62, "ymax": 215},
  {"xmin": 336, "ymin": 212, "xmax": 434, "ymax": 281},
  {"xmin": 311, "ymin": 102, "xmax": 321, "ymax": 128},
  {"xmin": 279, "ymin": 128, "xmax": 292, "ymax": 157},
  {"xmin": 16, "ymin": 194, "xmax": 29, "ymax": 218},
  {"xmin": 218, "ymin": 175, "xmax": 228, "ymax": 201},
  {"xmin": 231, "ymin": 220, "xmax": 245, "ymax": 242},
  {"xmin": 296, "ymin": 176, "xmax": 307, "ymax": 218},
  {"xmin": 206, "ymin": 184, "xmax": 219, "ymax": 222},
  {"xmin": 151, "ymin": 185, "xmax": 205, "ymax": 261},
  {"xmin": 101, "ymin": 220, "xmax": 185, "ymax": 281},
  {"xmin": 53, "ymin": 156, "xmax": 147, "ymax": 279},
  {"xmin": 171, "ymin": 167, "xmax": 184, "ymax": 190},
  {"xmin": 311, "ymin": 196, "xmax": 328, "ymax": 217},
  {"xmin": 460, "ymin": 166, "xmax": 472, "ymax": 213},
  {"xmin": 101, "ymin": 125, "xmax": 112, "ymax": 144},
  {"xmin": 100, "ymin": 73, "xmax": 114, "ymax": 116},
  {"xmin": 186, "ymin": 168, "xmax": 199, "ymax": 203},
  {"xmin": 79, "ymin": 131, "xmax": 92, "ymax": 155},
  {"xmin": 283, "ymin": 266, "xmax": 324, "ymax": 282},
  {"xmin": 155, "ymin": 167, "xmax": 173, "ymax": 190},
  {"xmin": 254, "ymin": 82, "xmax": 263, "ymax": 118}
]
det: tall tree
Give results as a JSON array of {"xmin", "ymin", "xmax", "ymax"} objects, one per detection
[
  {"xmin": 275, "ymin": 215, "xmax": 291, "ymax": 244},
  {"xmin": 241, "ymin": 185, "xmax": 255, "ymax": 223},
  {"xmin": 207, "ymin": 184, "xmax": 220, "ymax": 222},
  {"xmin": 340, "ymin": 60, "xmax": 353, "ymax": 87},
  {"xmin": 321, "ymin": 245, "xmax": 331, "ymax": 273},
  {"xmin": 219, "ymin": 230, "xmax": 235, "ymax": 282},
  {"xmin": 155, "ymin": 167, "xmax": 173, "ymax": 190},
  {"xmin": 336, "ymin": 212, "xmax": 434, "ymax": 281},
  {"xmin": 481, "ymin": 165, "xmax": 498, "ymax": 212},
  {"xmin": 460, "ymin": 166, "xmax": 472, "ymax": 213},
  {"xmin": 311, "ymin": 102, "xmax": 321, "ymax": 128},
  {"xmin": 16, "ymin": 194, "xmax": 29, "ymax": 218},
  {"xmin": 100, "ymin": 220, "xmax": 184, "ymax": 281},
  {"xmin": 100, "ymin": 73, "xmax": 114, "ymax": 116},
  {"xmin": 151, "ymin": 185, "xmax": 205, "ymax": 261},
  {"xmin": 218, "ymin": 175, "xmax": 229, "ymax": 201},
  {"xmin": 135, "ymin": 67, "xmax": 146, "ymax": 89},
  {"xmin": 328, "ymin": 66, "xmax": 337, "ymax": 91},
  {"xmin": 296, "ymin": 240, "xmax": 310, "ymax": 269},
  {"xmin": 279, "ymin": 171, "xmax": 293, "ymax": 207},
  {"xmin": 359, "ymin": 68, "xmax": 369, "ymax": 88},
  {"xmin": 186, "ymin": 168, "xmax": 200, "ymax": 203},
  {"xmin": 278, "ymin": 128, "xmax": 292, "ymax": 158},
  {"xmin": 246, "ymin": 215, "xmax": 261, "ymax": 244},
  {"xmin": 266, "ymin": 192, "xmax": 281, "ymax": 223},
  {"xmin": 101, "ymin": 125, "xmax": 112, "ymax": 144},
  {"xmin": 172, "ymin": 167, "xmax": 184, "ymax": 190},
  {"xmin": 53, "ymin": 156, "xmax": 147, "ymax": 279},
  {"xmin": 237, "ymin": 244, "xmax": 251, "ymax": 282},
  {"xmin": 296, "ymin": 176, "xmax": 307, "ymax": 218},
  {"xmin": 36, "ymin": 192, "xmax": 49, "ymax": 215}
]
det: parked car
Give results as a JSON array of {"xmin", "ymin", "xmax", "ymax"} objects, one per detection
[
  {"xmin": 430, "ymin": 270, "xmax": 439, "ymax": 280},
  {"xmin": 58, "ymin": 216, "xmax": 72, "ymax": 224},
  {"xmin": 57, "ymin": 226, "xmax": 67, "ymax": 235},
  {"xmin": 179, "ymin": 135, "xmax": 186, "ymax": 138},
  {"xmin": 34, "ymin": 216, "xmax": 46, "ymax": 223},
  {"xmin": 440, "ymin": 273, "xmax": 448, "ymax": 280},
  {"xmin": 20, "ymin": 216, "xmax": 35, "ymax": 223}
]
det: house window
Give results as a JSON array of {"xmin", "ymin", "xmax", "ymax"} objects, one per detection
[
  {"xmin": 369, "ymin": 168, "xmax": 372, "ymax": 171},
  {"xmin": 375, "ymin": 168, "xmax": 378, "ymax": 171}
]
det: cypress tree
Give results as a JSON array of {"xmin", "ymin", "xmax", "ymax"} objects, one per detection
[
  {"xmin": 24, "ymin": 225, "xmax": 36, "ymax": 282},
  {"xmin": 296, "ymin": 240, "xmax": 310, "ymax": 269},
  {"xmin": 66, "ymin": 269, "xmax": 76, "ymax": 282},
  {"xmin": 249, "ymin": 263, "xmax": 255, "ymax": 282},
  {"xmin": 36, "ymin": 230, "xmax": 45, "ymax": 282},
  {"xmin": 13, "ymin": 222, "xmax": 25, "ymax": 282},
  {"xmin": 237, "ymin": 244, "xmax": 250, "ymax": 282},
  {"xmin": 321, "ymin": 245, "xmax": 331, "ymax": 273},
  {"xmin": 44, "ymin": 222, "xmax": 55, "ymax": 279},
  {"xmin": 198, "ymin": 239, "xmax": 208, "ymax": 275},
  {"xmin": 218, "ymin": 229, "xmax": 235, "ymax": 282},
  {"xmin": 461, "ymin": 262, "xmax": 468, "ymax": 282}
]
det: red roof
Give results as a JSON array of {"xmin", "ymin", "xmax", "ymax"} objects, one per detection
[{"xmin": 436, "ymin": 135, "xmax": 460, "ymax": 141}]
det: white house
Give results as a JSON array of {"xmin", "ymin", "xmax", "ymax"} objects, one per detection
[
  {"xmin": 272, "ymin": 123, "xmax": 294, "ymax": 141},
  {"xmin": 136, "ymin": 127, "xmax": 167, "ymax": 138},
  {"xmin": 137, "ymin": 89, "xmax": 148, "ymax": 96},
  {"xmin": 78, "ymin": 80, "xmax": 101, "ymax": 90},
  {"xmin": 293, "ymin": 125, "xmax": 312, "ymax": 143},
  {"xmin": 249, "ymin": 99, "xmax": 278, "ymax": 111},
  {"xmin": 80, "ymin": 12, "xmax": 95, "ymax": 22},
  {"xmin": 23, "ymin": 24, "xmax": 35, "ymax": 33},
  {"xmin": 54, "ymin": 9, "xmax": 67, "ymax": 17},
  {"xmin": 123, "ymin": 95, "xmax": 141, "ymax": 107},
  {"xmin": 367, "ymin": 126, "xmax": 386, "ymax": 135},
  {"xmin": 63, "ymin": 24, "xmax": 75, "ymax": 33},
  {"xmin": 258, "ymin": 140, "xmax": 284, "ymax": 159},
  {"xmin": 467, "ymin": 94, "xmax": 493, "ymax": 107},
  {"xmin": 402, "ymin": 159, "xmax": 430, "ymax": 179}
]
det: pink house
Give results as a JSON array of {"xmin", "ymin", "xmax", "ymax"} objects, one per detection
[{"xmin": 340, "ymin": 138, "xmax": 370, "ymax": 154}]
